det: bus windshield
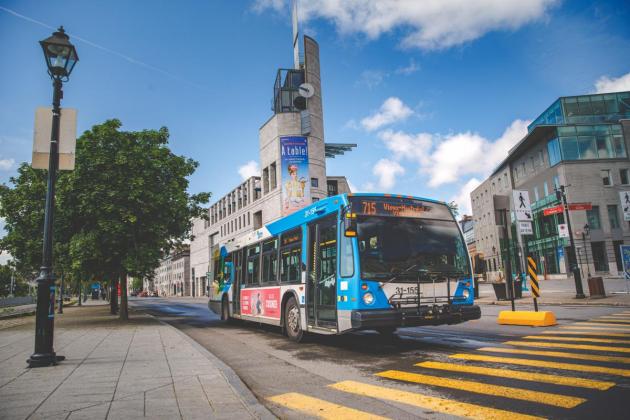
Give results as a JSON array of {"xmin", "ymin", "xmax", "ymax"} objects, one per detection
[{"xmin": 356, "ymin": 216, "xmax": 470, "ymax": 282}]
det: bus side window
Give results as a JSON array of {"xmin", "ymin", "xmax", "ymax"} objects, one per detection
[
  {"xmin": 246, "ymin": 243, "xmax": 261, "ymax": 285},
  {"xmin": 279, "ymin": 228, "xmax": 302, "ymax": 283},
  {"xmin": 261, "ymin": 238, "xmax": 278, "ymax": 284}
]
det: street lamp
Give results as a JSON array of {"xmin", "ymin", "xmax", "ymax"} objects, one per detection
[
  {"xmin": 583, "ymin": 223, "xmax": 591, "ymax": 278},
  {"xmin": 27, "ymin": 27, "xmax": 78, "ymax": 368}
]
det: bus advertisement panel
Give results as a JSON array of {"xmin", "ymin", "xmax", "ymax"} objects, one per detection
[
  {"xmin": 241, "ymin": 287, "xmax": 281, "ymax": 319},
  {"xmin": 280, "ymin": 136, "xmax": 309, "ymax": 216}
]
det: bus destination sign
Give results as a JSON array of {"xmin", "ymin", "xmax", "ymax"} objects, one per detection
[{"xmin": 349, "ymin": 196, "xmax": 452, "ymax": 220}]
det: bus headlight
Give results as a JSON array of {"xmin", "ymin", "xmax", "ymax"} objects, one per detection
[{"xmin": 363, "ymin": 292, "xmax": 374, "ymax": 305}]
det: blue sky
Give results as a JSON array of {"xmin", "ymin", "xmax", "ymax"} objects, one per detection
[{"xmin": 1, "ymin": 0, "xmax": 630, "ymax": 218}]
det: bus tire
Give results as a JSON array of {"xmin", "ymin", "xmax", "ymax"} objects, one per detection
[
  {"xmin": 377, "ymin": 327, "xmax": 397, "ymax": 339},
  {"xmin": 284, "ymin": 297, "xmax": 303, "ymax": 342}
]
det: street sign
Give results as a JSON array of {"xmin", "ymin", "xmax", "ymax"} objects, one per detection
[
  {"xmin": 620, "ymin": 191, "xmax": 630, "ymax": 221},
  {"xmin": 568, "ymin": 202, "xmax": 592, "ymax": 211},
  {"xmin": 32, "ymin": 107, "xmax": 77, "ymax": 171},
  {"xmin": 543, "ymin": 205, "xmax": 564, "ymax": 216},
  {"xmin": 513, "ymin": 190, "xmax": 533, "ymax": 221},
  {"xmin": 558, "ymin": 223, "xmax": 569, "ymax": 238},
  {"xmin": 518, "ymin": 221, "xmax": 533, "ymax": 235}
]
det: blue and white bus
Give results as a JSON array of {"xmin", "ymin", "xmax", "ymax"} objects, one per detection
[{"xmin": 208, "ymin": 193, "xmax": 480, "ymax": 341}]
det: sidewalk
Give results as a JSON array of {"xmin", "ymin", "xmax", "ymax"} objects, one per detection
[
  {"xmin": 0, "ymin": 301, "xmax": 274, "ymax": 420},
  {"xmin": 477, "ymin": 276, "xmax": 630, "ymax": 306}
]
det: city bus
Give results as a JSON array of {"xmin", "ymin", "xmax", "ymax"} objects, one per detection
[{"xmin": 208, "ymin": 193, "xmax": 480, "ymax": 341}]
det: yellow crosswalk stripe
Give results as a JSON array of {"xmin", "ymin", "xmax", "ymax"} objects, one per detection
[
  {"xmin": 375, "ymin": 370, "xmax": 584, "ymax": 408},
  {"xmin": 268, "ymin": 392, "xmax": 389, "ymax": 420},
  {"xmin": 415, "ymin": 360, "xmax": 614, "ymax": 390},
  {"xmin": 504, "ymin": 340, "xmax": 630, "ymax": 353},
  {"xmin": 451, "ymin": 352, "xmax": 630, "ymax": 377},
  {"xmin": 524, "ymin": 335, "xmax": 630, "ymax": 344},
  {"xmin": 479, "ymin": 346, "xmax": 630, "ymax": 364},
  {"xmin": 329, "ymin": 380, "xmax": 545, "ymax": 420},
  {"xmin": 587, "ymin": 319, "xmax": 630, "ymax": 325},
  {"xmin": 541, "ymin": 330, "xmax": 630, "ymax": 338},
  {"xmin": 563, "ymin": 325, "xmax": 630, "ymax": 331},
  {"xmin": 600, "ymin": 314, "xmax": 630, "ymax": 317},
  {"xmin": 574, "ymin": 322, "xmax": 630, "ymax": 328}
]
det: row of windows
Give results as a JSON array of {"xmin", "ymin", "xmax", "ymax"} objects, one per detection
[
  {"xmin": 209, "ymin": 178, "xmax": 262, "ymax": 226},
  {"xmin": 546, "ymin": 125, "xmax": 626, "ymax": 166},
  {"xmin": 229, "ymin": 228, "xmax": 304, "ymax": 286},
  {"xmin": 587, "ymin": 205, "xmax": 623, "ymax": 230},
  {"xmin": 601, "ymin": 169, "xmax": 629, "ymax": 187},
  {"xmin": 221, "ymin": 212, "xmax": 252, "ymax": 237}
]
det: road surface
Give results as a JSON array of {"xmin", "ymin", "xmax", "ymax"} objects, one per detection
[{"xmin": 131, "ymin": 297, "xmax": 630, "ymax": 419}]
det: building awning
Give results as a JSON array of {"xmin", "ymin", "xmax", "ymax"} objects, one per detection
[{"xmin": 325, "ymin": 143, "xmax": 357, "ymax": 158}]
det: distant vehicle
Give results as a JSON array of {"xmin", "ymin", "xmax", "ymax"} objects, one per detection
[
  {"xmin": 138, "ymin": 291, "xmax": 148, "ymax": 297},
  {"xmin": 151, "ymin": 291, "xmax": 159, "ymax": 297},
  {"xmin": 130, "ymin": 290, "xmax": 138, "ymax": 297},
  {"xmin": 208, "ymin": 193, "xmax": 480, "ymax": 342}
]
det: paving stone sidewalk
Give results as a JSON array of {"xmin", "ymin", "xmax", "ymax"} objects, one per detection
[{"xmin": 0, "ymin": 301, "xmax": 274, "ymax": 420}]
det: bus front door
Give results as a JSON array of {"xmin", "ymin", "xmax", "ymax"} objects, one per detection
[
  {"xmin": 232, "ymin": 249, "xmax": 242, "ymax": 314},
  {"xmin": 307, "ymin": 214, "xmax": 338, "ymax": 328}
]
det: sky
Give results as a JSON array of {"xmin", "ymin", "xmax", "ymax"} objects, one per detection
[{"xmin": 1, "ymin": 0, "xmax": 630, "ymax": 230}]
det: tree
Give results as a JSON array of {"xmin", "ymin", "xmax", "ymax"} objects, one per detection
[
  {"xmin": 448, "ymin": 201, "xmax": 460, "ymax": 219},
  {"xmin": 131, "ymin": 277, "xmax": 143, "ymax": 291},
  {"xmin": 0, "ymin": 119, "xmax": 209, "ymax": 319},
  {"xmin": 0, "ymin": 264, "xmax": 29, "ymax": 297}
]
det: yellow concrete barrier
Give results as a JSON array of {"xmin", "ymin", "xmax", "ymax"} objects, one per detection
[{"xmin": 497, "ymin": 310, "xmax": 557, "ymax": 327}]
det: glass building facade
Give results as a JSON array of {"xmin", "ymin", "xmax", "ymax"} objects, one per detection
[
  {"xmin": 528, "ymin": 92, "xmax": 630, "ymax": 131},
  {"xmin": 546, "ymin": 124, "xmax": 626, "ymax": 166}
]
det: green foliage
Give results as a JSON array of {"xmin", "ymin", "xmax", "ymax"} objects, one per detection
[
  {"xmin": 131, "ymin": 277, "xmax": 143, "ymax": 291},
  {"xmin": 447, "ymin": 201, "xmax": 460, "ymax": 218},
  {"xmin": 0, "ymin": 119, "xmax": 209, "ymax": 308}
]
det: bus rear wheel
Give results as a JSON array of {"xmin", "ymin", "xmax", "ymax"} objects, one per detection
[{"xmin": 285, "ymin": 297, "xmax": 303, "ymax": 342}]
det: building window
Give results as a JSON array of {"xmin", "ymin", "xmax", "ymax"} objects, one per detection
[
  {"xmin": 311, "ymin": 177, "xmax": 319, "ymax": 188},
  {"xmin": 543, "ymin": 181, "xmax": 549, "ymax": 197},
  {"xmin": 608, "ymin": 205, "xmax": 620, "ymax": 229},
  {"xmin": 620, "ymin": 169, "xmax": 629, "ymax": 185},
  {"xmin": 533, "ymin": 186, "xmax": 539, "ymax": 202},
  {"xmin": 553, "ymin": 175, "xmax": 560, "ymax": 189},
  {"xmin": 601, "ymin": 169, "xmax": 612, "ymax": 186},
  {"xmin": 262, "ymin": 167, "xmax": 269, "ymax": 194},
  {"xmin": 312, "ymin": 197, "xmax": 319, "ymax": 202},
  {"xmin": 590, "ymin": 241, "xmax": 609, "ymax": 272},
  {"xmin": 270, "ymin": 162, "xmax": 277, "ymax": 190},
  {"xmin": 586, "ymin": 206, "xmax": 601, "ymax": 230}
]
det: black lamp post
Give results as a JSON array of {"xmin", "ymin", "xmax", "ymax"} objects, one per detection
[
  {"xmin": 583, "ymin": 223, "xmax": 591, "ymax": 278},
  {"xmin": 556, "ymin": 186, "xmax": 586, "ymax": 299},
  {"xmin": 27, "ymin": 27, "xmax": 78, "ymax": 368}
]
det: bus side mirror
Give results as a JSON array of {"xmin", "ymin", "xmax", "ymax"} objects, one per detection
[{"xmin": 345, "ymin": 212, "xmax": 357, "ymax": 237}]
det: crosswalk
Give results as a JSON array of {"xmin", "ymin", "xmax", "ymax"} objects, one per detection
[{"xmin": 268, "ymin": 310, "xmax": 630, "ymax": 419}]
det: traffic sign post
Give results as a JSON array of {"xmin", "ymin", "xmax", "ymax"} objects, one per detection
[{"xmin": 528, "ymin": 256, "xmax": 540, "ymax": 312}]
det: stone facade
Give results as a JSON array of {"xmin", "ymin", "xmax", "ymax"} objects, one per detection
[{"xmin": 154, "ymin": 247, "xmax": 190, "ymax": 297}]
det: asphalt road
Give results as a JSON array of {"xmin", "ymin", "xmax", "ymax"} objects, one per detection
[{"xmin": 130, "ymin": 297, "xmax": 630, "ymax": 419}]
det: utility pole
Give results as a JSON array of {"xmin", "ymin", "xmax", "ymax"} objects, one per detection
[
  {"xmin": 557, "ymin": 185, "xmax": 586, "ymax": 299},
  {"xmin": 499, "ymin": 208, "xmax": 516, "ymax": 311}
]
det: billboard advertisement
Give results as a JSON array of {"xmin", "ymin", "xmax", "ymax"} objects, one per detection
[
  {"xmin": 280, "ymin": 136, "xmax": 309, "ymax": 216},
  {"xmin": 241, "ymin": 287, "xmax": 281, "ymax": 319}
]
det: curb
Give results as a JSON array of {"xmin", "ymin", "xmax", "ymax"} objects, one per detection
[
  {"xmin": 150, "ymin": 314, "xmax": 277, "ymax": 420},
  {"xmin": 0, "ymin": 309, "xmax": 36, "ymax": 319},
  {"xmin": 478, "ymin": 300, "xmax": 630, "ymax": 308}
]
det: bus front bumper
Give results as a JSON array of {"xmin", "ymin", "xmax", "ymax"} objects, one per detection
[{"xmin": 350, "ymin": 304, "xmax": 481, "ymax": 329}]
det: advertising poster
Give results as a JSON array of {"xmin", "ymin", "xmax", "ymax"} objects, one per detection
[
  {"xmin": 621, "ymin": 245, "xmax": 630, "ymax": 280},
  {"xmin": 240, "ymin": 288, "xmax": 281, "ymax": 319},
  {"xmin": 280, "ymin": 136, "xmax": 310, "ymax": 216}
]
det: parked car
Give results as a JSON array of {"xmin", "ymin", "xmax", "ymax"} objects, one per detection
[
  {"xmin": 130, "ymin": 290, "xmax": 138, "ymax": 297},
  {"xmin": 151, "ymin": 291, "xmax": 159, "ymax": 297},
  {"xmin": 138, "ymin": 291, "xmax": 148, "ymax": 297}
]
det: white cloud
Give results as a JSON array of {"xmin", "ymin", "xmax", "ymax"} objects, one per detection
[
  {"xmin": 255, "ymin": 0, "xmax": 557, "ymax": 50},
  {"xmin": 594, "ymin": 72, "xmax": 630, "ymax": 94},
  {"xmin": 237, "ymin": 160, "xmax": 260, "ymax": 180},
  {"xmin": 356, "ymin": 69, "xmax": 387, "ymax": 89},
  {"xmin": 378, "ymin": 129, "xmax": 431, "ymax": 165},
  {"xmin": 423, "ymin": 119, "xmax": 529, "ymax": 187},
  {"xmin": 0, "ymin": 158, "xmax": 15, "ymax": 171},
  {"xmin": 361, "ymin": 97, "xmax": 413, "ymax": 131},
  {"xmin": 395, "ymin": 59, "xmax": 420, "ymax": 75},
  {"xmin": 373, "ymin": 158, "xmax": 405, "ymax": 190},
  {"xmin": 450, "ymin": 178, "xmax": 482, "ymax": 216}
]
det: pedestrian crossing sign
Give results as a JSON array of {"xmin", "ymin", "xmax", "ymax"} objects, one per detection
[{"xmin": 512, "ymin": 190, "xmax": 532, "ymax": 222}]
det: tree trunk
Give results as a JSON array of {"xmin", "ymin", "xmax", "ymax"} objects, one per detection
[
  {"xmin": 78, "ymin": 282, "xmax": 82, "ymax": 306},
  {"xmin": 119, "ymin": 272, "xmax": 128, "ymax": 320},
  {"xmin": 110, "ymin": 278, "xmax": 118, "ymax": 315}
]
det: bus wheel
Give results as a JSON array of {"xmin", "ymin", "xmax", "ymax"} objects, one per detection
[{"xmin": 285, "ymin": 297, "xmax": 303, "ymax": 342}]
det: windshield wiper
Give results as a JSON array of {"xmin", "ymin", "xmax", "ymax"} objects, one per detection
[{"xmin": 382, "ymin": 264, "xmax": 426, "ymax": 285}]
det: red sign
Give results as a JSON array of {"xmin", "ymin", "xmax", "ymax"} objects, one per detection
[
  {"xmin": 568, "ymin": 203, "xmax": 592, "ymax": 211},
  {"xmin": 241, "ymin": 287, "xmax": 281, "ymax": 319},
  {"xmin": 543, "ymin": 205, "xmax": 564, "ymax": 216}
]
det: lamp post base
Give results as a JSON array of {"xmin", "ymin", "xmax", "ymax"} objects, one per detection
[
  {"xmin": 575, "ymin": 293, "xmax": 586, "ymax": 299},
  {"xmin": 27, "ymin": 352, "xmax": 65, "ymax": 368}
]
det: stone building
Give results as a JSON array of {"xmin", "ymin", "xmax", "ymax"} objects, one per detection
[
  {"xmin": 153, "ymin": 246, "xmax": 190, "ymax": 297},
  {"xmin": 472, "ymin": 91, "xmax": 630, "ymax": 281},
  {"xmin": 189, "ymin": 34, "xmax": 353, "ymax": 296}
]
